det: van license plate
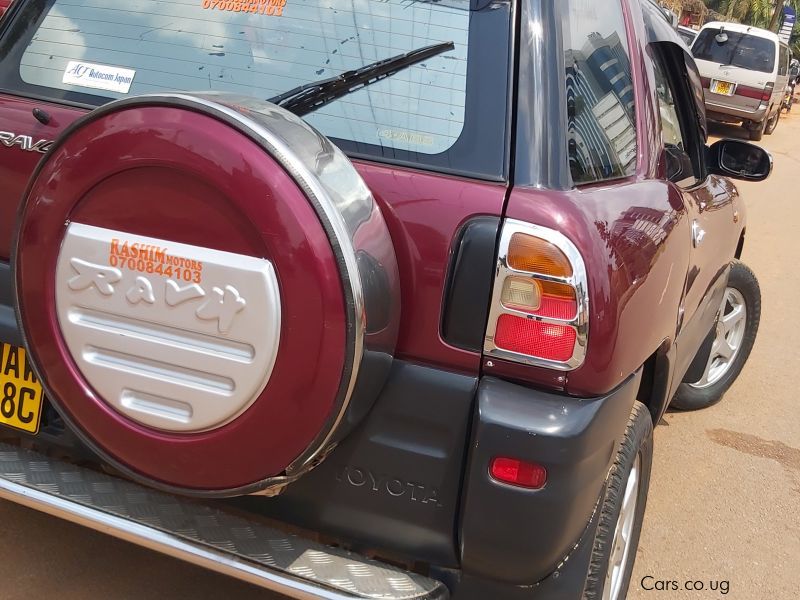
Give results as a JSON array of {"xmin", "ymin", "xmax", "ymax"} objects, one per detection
[
  {"xmin": 711, "ymin": 80, "xmax": 735, "ymax": 96},
  {"xmin": 0, "ymin": 343, "xmax": 43, "ymax": 434}
]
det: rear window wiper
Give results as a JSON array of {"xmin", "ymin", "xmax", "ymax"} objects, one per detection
[{"xmin": 268, "ymin": 41, "xmax": 455, "ymax": 117}]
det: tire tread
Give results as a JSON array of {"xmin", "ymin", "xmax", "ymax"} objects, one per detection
[{"xmin": 583, "ymin": 402, "xmax": 653, "ymax": 600}]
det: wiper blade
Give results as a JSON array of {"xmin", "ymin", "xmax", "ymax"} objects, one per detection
[{"xmin": 268, "ymin": 41, "xmax": 455, "ymax": 117}]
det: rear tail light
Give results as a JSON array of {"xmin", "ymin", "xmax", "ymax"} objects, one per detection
[
  {"xmin": 490, "ymin": 457, "xmax": 547, "ymax": 489},
  {"xmin": 484, "ymin": 220, "xmax": 588, "ymax": 370},
  {"xmin": 761, "ymin": 82, "xmax": 774, "ymax": 103}
]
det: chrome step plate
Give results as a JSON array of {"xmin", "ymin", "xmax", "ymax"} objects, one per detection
[
  {"xmin": 55, "ymin": 223, "xmax": 281, "ymax": 433},
  {"xmin": 0, "ymin": 442, "xmax": 447, "ymax": 600}
]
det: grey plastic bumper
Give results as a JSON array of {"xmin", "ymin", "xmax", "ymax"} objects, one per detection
[{"xmin": 459, "ymin": 371, "xmax": 641, "ymax": 585}]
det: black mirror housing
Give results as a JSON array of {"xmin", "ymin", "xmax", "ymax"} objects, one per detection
[{"xmin": 706, "ymin": 139, "xmax": 773, "ymax": 182}]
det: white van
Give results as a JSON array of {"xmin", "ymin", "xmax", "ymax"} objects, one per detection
[{"xmin": 692, "ymin": 22, "xmax": 791, "ymax": 140}]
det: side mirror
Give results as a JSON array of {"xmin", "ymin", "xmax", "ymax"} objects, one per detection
[
  {"xmin": 706, "ymin": 139, "xmax": 773, "ymax": 182},
  {"xmin": 664, "ymin": 144, "xmax": 694, "ymax": 184}
]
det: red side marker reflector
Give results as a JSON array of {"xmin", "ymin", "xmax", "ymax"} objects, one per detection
[{"xmin": 490, "ymin": 457, "xmax": 547, "ymax": 489}]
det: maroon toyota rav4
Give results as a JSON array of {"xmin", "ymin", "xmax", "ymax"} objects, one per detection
[{"xmin": 0, "ymin": 0, "xmax": 771, "ymax": 598}]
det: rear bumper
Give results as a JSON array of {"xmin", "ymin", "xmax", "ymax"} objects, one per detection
[
  {"xmin": 705, "ymin": 100, "xmax": 767, "ymax": 124},
  {"xmin": 0, "ymin": 441, "xmax": 448, "ymax": 600},
  {"xmin": 459, "ymin": 371, "xmax": 641, "ymax": 585},
  {"xmin": 2, "ymin": 257, "xmax": 642, "ymax": 592}
]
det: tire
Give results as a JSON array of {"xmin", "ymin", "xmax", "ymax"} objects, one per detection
[
  {"xmin": 584, "ymin": 402, "xmax": 653, "ymax": 600},
  {"xmin": 671, "ymin": 261, "xmax": 760, "ymax": 411},
  {"xmin": 765, "ymin": 108, "xmax": 780, "ymax": 135},
  {"xmin": 748, "ymin": 119, "xmax": 765, "ymax": 141}
]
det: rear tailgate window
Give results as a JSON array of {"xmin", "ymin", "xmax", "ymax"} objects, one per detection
[
  {"xmin": 0, "ymin": 0, "xmax": 511, "ymax": 179},
  {"xmin": 693, "ymin": 30, "xmax": 775, "ymax": 74}
]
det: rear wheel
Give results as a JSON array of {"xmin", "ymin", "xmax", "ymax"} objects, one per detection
[
  {"xmin": 748, "ymin": 119, "xmax": 765, "ymax": 141},
  {"xmin": 765, "ymin": 107, "xmax": 780, "ymax": 135},
  {"xmin": 671, "ymin": 261, "xmax": 760, "ymax": 411},
  {"xmin": 583, "ymin": 402, "xmax": 653, "ymax": 600}
]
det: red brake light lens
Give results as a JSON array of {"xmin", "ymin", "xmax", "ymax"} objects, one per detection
[
  {"xmin": 490, "ymin": 457, "xmax": 547, "ymax": 489},
  {"xmin": 494, "ymin": 315, "xmax": 576, "ymax": 362}
]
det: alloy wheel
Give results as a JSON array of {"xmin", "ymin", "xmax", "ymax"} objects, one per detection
[{"xmin": 689, "ymin": 288, "xmax": 747, "ymax": 389}]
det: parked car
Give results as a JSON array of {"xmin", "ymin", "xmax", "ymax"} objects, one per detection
[
  {"xmin": 692, "ymin": 21, "xmax": 791, "ymax": 140},
  {"xmin": 678, "ymin": 25, "xmax": 698, "ymax": 46},
  {"xmin": 0, "ymin": 0, "xmax": 12, "ymax": 17},
  {"xmin": 0, "ymin": 1, "xmax": 771, "ymax": 599}
]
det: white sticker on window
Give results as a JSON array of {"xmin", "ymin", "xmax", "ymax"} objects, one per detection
[{"xmin": 62, "ymin": 61, "xmax": 136, "ymax": 94}]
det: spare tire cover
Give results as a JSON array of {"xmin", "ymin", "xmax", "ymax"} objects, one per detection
[{"xmin": 14, "ymin": 94, "xmax": 399, "ymax": 496}]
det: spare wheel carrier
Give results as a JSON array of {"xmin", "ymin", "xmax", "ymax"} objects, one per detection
[{"xmin": 13, "ymin": 94, "xmax": 400, "ymax": 497}]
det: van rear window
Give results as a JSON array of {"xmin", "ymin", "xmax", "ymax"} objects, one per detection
[
  {"xmin": 0, "ymin": 0, "xmax": 511, "ymax": 180},
  {"xmin": 692, "ymin": 30, "xmax": 775, "ymax": 74}
]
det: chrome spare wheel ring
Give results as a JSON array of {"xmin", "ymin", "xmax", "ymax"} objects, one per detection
[
  {"xmin": 604, "ymin": 453, "xmax": 640, "ymax": 600},
  {"xmin": 689, "ymin": 287, "xmax": 747, "ymax": 389}
]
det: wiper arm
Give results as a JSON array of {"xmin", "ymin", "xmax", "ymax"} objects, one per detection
[{"xmin": 268, "ymin": 41, "xmax": 455, "ymax": 117}]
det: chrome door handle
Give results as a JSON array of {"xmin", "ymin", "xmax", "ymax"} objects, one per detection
[{"xmin": 692, "ymin": 220, "xmax": 706, "ymax": 248}]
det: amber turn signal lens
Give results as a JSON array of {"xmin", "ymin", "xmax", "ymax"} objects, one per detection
[
  {"xmin": 538, "ymin": 280, "xmax": 576, "ymax": 300},
  {"xmin": 507, "ymin": 233, "xmax": 573, "ymax": 277}
]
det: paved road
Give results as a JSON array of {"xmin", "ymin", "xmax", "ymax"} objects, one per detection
[{"xmin": 2, "ymin": 114, "xmax": 799, "ymax": 599}]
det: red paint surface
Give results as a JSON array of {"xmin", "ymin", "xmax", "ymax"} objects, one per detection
[
  {"xmin": 16, "ymin": 106, "xmax": 348, "ymax": 490},
  {"xmin": 352, "ymin": 162, "xmax": 506, "ymax": 372},
  {"xmin": 0, "ymin": 95, "xmax": 506, "ymax": 375}
]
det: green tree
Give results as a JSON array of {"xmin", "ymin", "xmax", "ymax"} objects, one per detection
[{"xmin": 718, "ymin": 0, "xmax": 779, "ymax": 28}]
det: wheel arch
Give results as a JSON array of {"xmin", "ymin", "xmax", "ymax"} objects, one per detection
[
  {"xmin": 634, "ymin": 340, "xmax": 675, "ymax": 424},
  {"xmin": 735, "ymin": 228, "xmax": 746, "ymax": 260}
]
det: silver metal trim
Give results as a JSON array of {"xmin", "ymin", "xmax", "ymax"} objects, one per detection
[
  {"xmin": 0, "ymin": 443, "xmax": 447, "ymax": 600},
  {"xmin": 483, "ymin": 219, "xmax": 589, "ymax": 371}
]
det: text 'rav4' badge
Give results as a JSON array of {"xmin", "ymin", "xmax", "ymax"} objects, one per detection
[
  {"xmin": 0, "ymin": 130, "xmax": 54, "ymax": 154},
  {"xmin": 68, "ymin": 258, "xmax": 247, "ymax": 334},
  {"xmin": 55, "ymin": 223, "xmax": 281, "ymax": 433}
]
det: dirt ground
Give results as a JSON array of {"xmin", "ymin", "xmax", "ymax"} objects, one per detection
[
  {"xmin": 1, "ymin": 113, "xmax": 799, "ymax": 599},
  {"xmin": 628, "ymin": 113, "xmax": 800, "ymax": 599}
]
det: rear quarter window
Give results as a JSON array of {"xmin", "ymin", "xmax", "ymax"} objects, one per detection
[
  {"xmin": 562, "ymin": 0, "xmax": 638, "ymax": 186},
  {"xmin": 0, "ymin": 0, "xmax": 511, "ymax": 180},
  {"xmin": 693, "ymin": 30, "xmax": 776, "ymax": 74}
]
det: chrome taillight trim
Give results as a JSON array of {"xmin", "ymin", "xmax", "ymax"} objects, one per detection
[{"xmin": 483, "ymin": 220, "xmax": 589, "ymax": 371}]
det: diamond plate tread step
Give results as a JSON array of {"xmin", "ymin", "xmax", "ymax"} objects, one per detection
[{"xmin": 0, "ymin": 443, "xmax": 448, "ymax": 600}]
